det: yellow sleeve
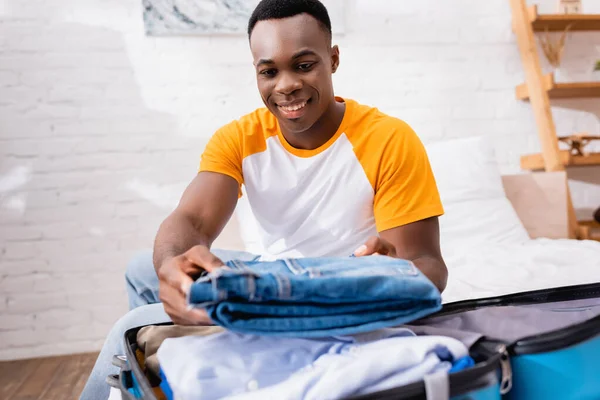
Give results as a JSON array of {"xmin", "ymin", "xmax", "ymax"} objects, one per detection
[
  {"xmin": 373, "ymin": 121, "xmax": 444, "ymax": 232},
  {"xmin": 198, "ymin": 122, "xmax": 243, "ymax": 190}
]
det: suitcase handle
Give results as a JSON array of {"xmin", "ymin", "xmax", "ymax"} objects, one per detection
[
  {"xmin": 107, "ymin": 354, "xmax": 141, "ymax": 399},
  {"xmin": 423, "ymin": 371, "xmax": 449, "ymax": 400},
  {"xmin": 112, "ymin": 354, "xmax": 129, "ymax": 370},
  {"xmin": 106, "ymin": 374, "xmax": 120, "ymax": 389}
]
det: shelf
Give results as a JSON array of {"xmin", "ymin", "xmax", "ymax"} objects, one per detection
[
  {"xmin": 528, "ymin": 5, "xmax": 600, "ymax": 31},
  {"xmin": 521, "ymin": 150, "xmax": 600, "ymax": 170},
  {"xmin": 510, "ymin": 0, "xmax": 599, "ymax": 241},
  {"xmin": 579, "ymin": 220, "xmax": 600, "ymax": 228},
  {"xmin": 578, "ymin": 220, "xmax": 600, "ymax": 241},
  {"xmin": 516, "ymin": 73, "xmax": 600, "ymax": 100}
]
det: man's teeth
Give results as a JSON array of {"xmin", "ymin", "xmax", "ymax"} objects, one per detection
[{"xmin": 279, "ymin": 101, "xmax": 307, "ymax": 112}]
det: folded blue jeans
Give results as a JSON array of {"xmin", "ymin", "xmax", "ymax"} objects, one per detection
[{"xmin": 187, "ymin": 256, "xmax": 442, "ymax": 337}]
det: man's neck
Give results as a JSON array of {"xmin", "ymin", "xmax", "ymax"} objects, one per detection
[{"xmin": 280, "ymin": 99, "xmax": 346, "ymax": 151}]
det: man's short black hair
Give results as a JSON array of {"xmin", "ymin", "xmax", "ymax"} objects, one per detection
[{"xmin": 247, "ymin": 0, "xmax": 332, "ymax": 39}]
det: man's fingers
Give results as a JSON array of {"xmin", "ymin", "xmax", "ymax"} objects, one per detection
[
  {"xmin": 353, "ymin": 236, "xmax": 396, "ymax": 257},
  {"xmin": 353, "ymin": 244, "xmax": 367, "ymax": 257},
  {"xmin": 157, "ymin": 247, "xmax": 222, "ymax": 326},
  {"xmin": 367, "ymin": 236, "xmax": 387, "ymax": 255},
  {"xmin": 159, "ymin": 282, "xmax": 186, "ymax": 308},
  {"xmin": 160, "ymin": 283, "xmax": 210, "ymax": 325},
  {"xmin": 184, "ymin": 245, "xmax": 225, "ymax": 273},
  {"xmin": 354, "ymin": 236, "xmax": 384, "ymax": 256},
  {"xmin": 158, "ymin": 257, "xmax": 195, "ymax": 294}
]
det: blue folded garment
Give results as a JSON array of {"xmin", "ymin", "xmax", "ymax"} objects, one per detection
[
  {"xmin": 187, "ymin": 256, "xmax": 441, "ymax": 337},
  {"xmin": 449, "ymin": 356, "xmax": 476, "ymax": 373}
]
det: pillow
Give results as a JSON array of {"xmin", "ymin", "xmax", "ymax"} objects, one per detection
[{"xmin": 424, "ymin": 136, "xmax": 530, "ymax": 252}]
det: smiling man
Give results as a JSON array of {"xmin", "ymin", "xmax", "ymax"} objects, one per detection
[{"xmin": 80, "ymin": 1, "xmax": 447, "ymax": 398}]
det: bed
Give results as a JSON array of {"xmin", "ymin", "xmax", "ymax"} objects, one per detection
[
  {"xmin": 426, "ymin": 136, "xmax": 600, "ymax": 303},
  {"xmin": 441, "ymin": 237, "xmax": 600, "ymax": 302}
]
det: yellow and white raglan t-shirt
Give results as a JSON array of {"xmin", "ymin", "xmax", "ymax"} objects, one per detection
[{"xmin": 199, "ymin": 97, "xmax": 444, "ymax": 260}]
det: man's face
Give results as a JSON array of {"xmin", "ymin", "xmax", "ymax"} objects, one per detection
[{"xmin": 250, "ymin": 13, "xmax": 339, "ymax": 134}]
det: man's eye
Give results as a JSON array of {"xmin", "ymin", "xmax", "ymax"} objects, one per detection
[
  {"xmin": 297, "ymin": 63, "xmax": 314, "ymax": 71},
  {"xmin": 260, "ymin": 69, "xmax": 277, "ymax": 77}
]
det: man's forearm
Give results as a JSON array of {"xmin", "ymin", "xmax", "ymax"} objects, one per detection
[
  {"xmin": 152, "ymin": 211, "xmax": 211, "ymax": 272},
  {"xmin": 411, "ymin": 255, "xmax": 448, "ymax": 293}
]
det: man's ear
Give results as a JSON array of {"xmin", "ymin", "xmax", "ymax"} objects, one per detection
[{"xmin": 331, "ymin": 45, "xmax": 340, "ymax": 73}]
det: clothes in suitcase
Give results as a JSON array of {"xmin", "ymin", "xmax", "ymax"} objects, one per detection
[
  {"xmin": 115, "ymin": 323, "xmax": 501, "ymax": 400},
  {"xmin": 114, "ymin": 282, "xmax": 600, "ymax": 400},
  {"xmin": 155, "ymin": 327, "xmax": 477, "ymax": 400}
]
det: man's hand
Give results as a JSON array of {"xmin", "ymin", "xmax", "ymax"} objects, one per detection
[
  {"xmin": 353, "ymin": 236, "xmax": 397, "ymax": 257},
  {"xmin": 158, "ymin": 245, "xmax": 225, "ymax": 325},
  {"xmin": 152, "ymin": 172, "xmax": 240, "ymax": 324},
  {"xmin": 352, "ymin": 217, "xmax": 448, "ymax": 292}
]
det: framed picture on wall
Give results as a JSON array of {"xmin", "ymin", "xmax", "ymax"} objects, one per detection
[{"xmin": 143, "ymin": 0, "xmax": 346, "ymax": 36}]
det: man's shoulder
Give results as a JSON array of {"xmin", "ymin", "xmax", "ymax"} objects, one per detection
[
  {"xmin": 347, "ymin": 98, "xmax": 415, "ymax": 141},
  {"xmin": 218, "ymin": 107, "xmax": 277, "ymax": 137}
]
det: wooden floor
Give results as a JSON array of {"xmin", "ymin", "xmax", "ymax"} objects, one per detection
[{"xmin": 0, "ymin": 353, "xmax": 98, "ymax": 400}]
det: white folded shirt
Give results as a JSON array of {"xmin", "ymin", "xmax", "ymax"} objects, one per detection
[{"xmin": 157, "ymin": 328, "xmax": 468, "ymax": 400}]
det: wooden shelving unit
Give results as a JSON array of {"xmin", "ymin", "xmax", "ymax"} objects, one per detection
[
  {"xmin": 509, "ymin": 0, "xmax": 600, "ymax": 239},
  {"xmin": 521, "ymin": 150, "xmax": 600, "ymax": 170},
  {"xmin": 516, "ymin": 73, "xmax": 600, "ymax": 100},
  {"xmin": 528, "ymin": 5, "xmax": 600, "ymax": 31}
]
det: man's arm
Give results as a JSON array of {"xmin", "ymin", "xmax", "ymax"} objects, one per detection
[
  {"xmin": 153, "ymin": 171, "xmax": 239, "ymax": 271},
  {"xmin": 354, "ymin": 217, "xmax": 448, "ymax": 292},
  {"xmin": 153, "ymin": 171, "xmax": 239, "ymax": 325},
  {"xmin": 355, "ymin": 120, "xmax": 446, "ymax": 290}
]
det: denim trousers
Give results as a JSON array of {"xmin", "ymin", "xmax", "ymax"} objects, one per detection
[
  {"xmin": 79, "ymin": 248, "xmax": 258, "ymax": 400},
  {"xmin": 189, "ymin": 256, "xmax": 442, "ymax": 337}
]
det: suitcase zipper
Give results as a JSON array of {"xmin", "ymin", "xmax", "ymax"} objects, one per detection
[
  {"xmin": 509, "ymin": 314, "xmax": 600, "ymax": 355},
  {"xmin": 497, "ymin": 344, "xmax": 513, "ymax": 395},
  {"xmin": 497, "ymin": 315, "xmax": 600, "ymax": 396},
  {"xmin": 440, "ymin": 283, "xmax": 600, "ymax": 314}
]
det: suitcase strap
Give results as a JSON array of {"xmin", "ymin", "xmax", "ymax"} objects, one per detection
[{"xmin": 423, "ymin": 370, "xmax": 449, "ymax": 400}]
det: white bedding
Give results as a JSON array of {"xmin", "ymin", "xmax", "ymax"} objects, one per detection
[
  {"xmin": 423, "ymin": 137, "xmax": 600, "ymax": 304},
  {"xmin": 441, "ymin": 238, "xmax": 600, "ymax": 304}
]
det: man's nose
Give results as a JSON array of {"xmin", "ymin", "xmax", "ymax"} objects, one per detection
[{"xmin": 275, "ymin": 71, "xmax": 302, "ymax": 95}]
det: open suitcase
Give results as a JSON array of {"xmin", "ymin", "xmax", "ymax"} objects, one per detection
[{"xmin": 114, "ymin": 282, "xmax": 600, "ymax": 400}]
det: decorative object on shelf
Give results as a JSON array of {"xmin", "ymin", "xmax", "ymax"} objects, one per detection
[
  {"xmin": 538, "ymin": 25, "xmax": 572, "ymax": 82},
  {"xmin": 558, "ymin": 0, "xmax": 582, "ymax": 14},
  {"xmin": 594, "ymin": 207, "xmax": 600, "ymax": 224},
  {"xmin": 594, "ymin": 56, "xmax": 600, "ymax": 81},
  {"xmin": 557, "ymin": 134, "xmax": 600, "ymax": 156}
]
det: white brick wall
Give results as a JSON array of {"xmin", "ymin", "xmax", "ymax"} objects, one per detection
[{"xmin": 1, "ymin": 0, "xmax": 599, "ymax": 360}]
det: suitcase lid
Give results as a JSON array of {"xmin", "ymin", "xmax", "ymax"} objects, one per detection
[{"xmin": 421, "ymin": 282, "xmax": 600, "ymax": 355}]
